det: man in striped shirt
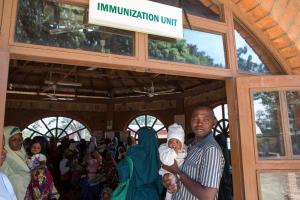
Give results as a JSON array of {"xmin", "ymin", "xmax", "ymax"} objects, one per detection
[{"xmin": 163, "ymin": 106, "xmax": 225, "ymax": 200}]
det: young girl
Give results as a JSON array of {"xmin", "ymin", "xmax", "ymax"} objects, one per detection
[
  {"xmin": 25, "ymin": 137, "xmax": 57, "ymax": 200},
  {"xmin": 158, "ymin": 123, "xmax": 187, "ymax": 200}
]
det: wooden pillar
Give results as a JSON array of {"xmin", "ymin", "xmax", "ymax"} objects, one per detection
[
  {"xmin": 0, "ymin": 50, "xmax": 9, "ymax": 161},
  {"xmin": 223, "ymin": 1, "xmax": 245, "ymax": 199},
  {"xmin": 226, "ymin": 78, "xmax": 245, "ymax": 200},
  {"xmin": 0, "ymin": 0, "xmax": 12, "ymax": 162}
]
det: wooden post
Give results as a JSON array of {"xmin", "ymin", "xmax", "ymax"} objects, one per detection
[
  {"xmin": 0, "ymin": 0, "xmax": 12, "ymax": 162},
  {"xmin": 0, "ymin": 50, "xmax": 9, "ymax": 161},
  {"xmin": 226, "ymin": 78, "xmax": 245, "ymax": 200}
]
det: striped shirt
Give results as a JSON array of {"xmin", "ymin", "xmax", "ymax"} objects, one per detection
[{"xmin": 172, "ymin": 133, "xmax": 225, "ymax": 200}]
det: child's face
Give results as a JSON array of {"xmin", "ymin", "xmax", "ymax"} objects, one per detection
[
  {"xmin": 31, "ymin": 143, "xmax": 42, "ymax": 155},
  {"xmin": 168, "ymin": 138, "xmax": 182, "ymax": 152}
]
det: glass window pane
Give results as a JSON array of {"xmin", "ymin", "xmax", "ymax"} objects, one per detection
[
  {"xmin": 149, "ymin": 29, "xmax": 226, "ymax": 68},
  {"xmin": 42, "ymin": 117, "xmax": 57, "ymax": 130},
  {"xmin": 15, "ymin": 0, "xmax": 134, "ymax": 56},
  {"xmin": 65, "ymin": 121, "xmax": 84, "ymax": 134},
  {"xmin": 253, "ymin": 91, "xmax": 285, "ymax": 159},
  {"xmin": 78, "ymin": 129, "xmax": 91, "ymax": 141},
  {"xmin": 224, "ymin": 104, "xmax": 228, "ymax": 119},
  {"xmin": 150, "ymin": 0, "xmax": 223, "ymax": 21},
  {"xmin": 55, "ymin": 129, "xmax": 63, "ymax": 138},
  {"xmin": 22, "ymin": 128, "xmax": 33, "ymax": 139},
  {"xmin": 129, "ymin": 119, "xmax": 137, "ymax": 125},
  {"xmin": 183, "ymin": 0, "xmax": 223, "ymax": 21},
  {"xmin": 153, "ymin": 119, "xmax": 164, "ymax": 131},
  {"xmin": 128, "ymin": 125, "xmax": 139, "ymax": 132},
  {"xmin": 135, "ymin": 115, "xmax": 146, "ymax": 127},
  {"xmin": 146, "ymin": 115, "xmax": 156, "ymax": 127},
  {"xmin": 235, "ymin": 30, "xmax": 270, "ymax": 74},
  {"xmin": 57, "ymin": 117, "xmax": 72, "ymax": 129},
  {"xmin": 214, "ymin": 105, "xmax": 223, "ymax": 121},
  {"xmin": 286, "ymin": 91, "xmax": 300, "ymax": 155},
  {"xmin": 259, "ymin": 171, "xmax": 300, "ymax": 200},
  {"xmin": 28, "ymin": 120, "xmax": 47, "ymax": 134}
]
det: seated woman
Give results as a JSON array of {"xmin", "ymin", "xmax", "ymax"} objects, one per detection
[
  {"xmin": 0, "ymin": 134, "xmax": 17, "ymax": 200},
  {"xmin": 1, "ymin": 126, "xmax": 31, "ymax": 200},
  {"xmin": 115, "ymin": 127, "xmax": 163, "ymax": 200}
]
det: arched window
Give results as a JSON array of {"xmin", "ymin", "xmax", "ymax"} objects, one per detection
[
  {"xmin": 213, "ymin": 103, "xmax": 228, "ymax": 121},
  {"xmin": 127, "ymin": 115, "xmax": 167, "ymax": 139},
  {"xmin": 213, "ymin": 104, "xmax": 230, "ymax": 149},
  {"xmin": 234, "ymin": 30, "xmax": 271, "ymax": 74},
  {"xmin": 22, "ymin": 116, "xmax": 91, "ymax": 142}
]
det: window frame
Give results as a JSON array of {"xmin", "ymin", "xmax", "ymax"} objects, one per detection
[
  {"xmin": 127, "ymin": 114, "xmax": 167, "ymax": 139},
  {"xmin": 9, "ymin": 0, "xmax": 234, "ymax": 80},
  {"xmin": 23, "ymin": 116, "xmax": 91, "ymax": 142}
]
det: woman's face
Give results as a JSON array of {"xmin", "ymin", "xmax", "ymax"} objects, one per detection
[
  {"xmin": 0, "ymin": 137, "xmax": 7, "ymax": 166},
  {"xmin": 8, "ymin": 133, "xmax": 23, "ymax": 151}
]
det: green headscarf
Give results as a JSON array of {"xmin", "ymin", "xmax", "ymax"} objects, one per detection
[{"xmin": 117, "ymin": 127, "xmax": 163, "ymax": 200}]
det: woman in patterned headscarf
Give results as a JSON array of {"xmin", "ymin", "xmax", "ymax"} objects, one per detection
[
  {"xmin": 116, "ymin": 127, "xmax": 163, "ymax": 200},
  {"xmin": 1, "ymin": 126, "xmax": 31, "ymax": 200}
]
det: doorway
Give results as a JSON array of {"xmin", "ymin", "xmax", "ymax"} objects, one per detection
[{"xmin": 4, "ymin": 58, "xmax": 232, "ymax": 199}]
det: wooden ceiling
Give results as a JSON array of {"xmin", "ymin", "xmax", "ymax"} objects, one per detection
[{"xmin": 7, "ymin": 59, "xmax": 222, "ymax": 102}]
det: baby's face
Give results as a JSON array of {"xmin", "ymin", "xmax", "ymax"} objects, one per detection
[
  {"xmin": 31, "ymin": 143, "xmax": 41, "ymax": 155},
  {"xmin": 168, "ymin": 138, "xmax": 182, "ymax": 152}
]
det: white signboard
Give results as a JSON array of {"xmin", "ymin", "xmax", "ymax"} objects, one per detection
[{"xmin": 89, "ymin": 0, "xmax": 183, "ymax": 39}]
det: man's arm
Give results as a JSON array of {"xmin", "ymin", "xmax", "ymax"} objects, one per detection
[
  {"xmin": 177, "ymin": 171, "xmax": 218, "ymax": 199},
  {"xmin": 163, "ymin": 147, "xmax": 224, "ymax": 200}
]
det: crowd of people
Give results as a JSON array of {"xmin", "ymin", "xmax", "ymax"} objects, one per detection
[{"xmin": 0, "ymin": 106, "xmax": 225, "ymax": 200}]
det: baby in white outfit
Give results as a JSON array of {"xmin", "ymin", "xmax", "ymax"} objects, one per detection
[{"xmin": 159, "ymin": 123, "xmax": 187, "ymax": 200}]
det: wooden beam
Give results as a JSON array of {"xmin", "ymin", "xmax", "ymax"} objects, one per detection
[{"xmin": 10, "ymin": 45, "xmax": 233, "ymax": 80}]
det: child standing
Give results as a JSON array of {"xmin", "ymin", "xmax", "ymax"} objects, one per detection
[
  {"xmin": 159, "ymin": 123, "xmax": 187, "ymax": 200},
  {"xmin": 25, "ymin": 137, "xmax": 57, "ymax": 200}
]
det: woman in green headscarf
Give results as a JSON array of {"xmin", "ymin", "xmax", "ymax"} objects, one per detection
[{"xmin": 117, "ymin": 127, "xmax": 163, "ymax": 200}]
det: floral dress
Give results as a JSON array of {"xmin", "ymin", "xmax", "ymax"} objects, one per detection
[{"xmin": 25, "ymin": 154, "xmax": 57, "ymax": 200}]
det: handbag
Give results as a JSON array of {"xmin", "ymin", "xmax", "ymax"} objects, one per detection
[{"xmin": 111, "ymin": 156, "xmax": 134, "ymax": 200}]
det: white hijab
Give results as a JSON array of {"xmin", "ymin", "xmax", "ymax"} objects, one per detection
[{"xmin": 1, "ymin": 126, "xmax": 30, "ymax": 200}]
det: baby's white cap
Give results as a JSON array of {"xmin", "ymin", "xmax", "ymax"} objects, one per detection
[{"xmin": 167, "ymin": 123, "xmax": 185, "ymax": 146}]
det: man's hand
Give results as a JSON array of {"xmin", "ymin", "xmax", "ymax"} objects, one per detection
[
  {"xmin": 162, "ymin": 161, "xmax": 180, "ymax": 174},
  {"xmin": 162, "ymin": 173, "xmax": 177, "ymax": 193}
]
